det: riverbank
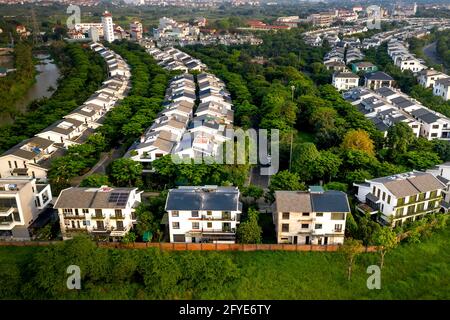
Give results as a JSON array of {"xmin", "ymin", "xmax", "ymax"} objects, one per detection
[{"xmin": 0, "ymin": 43, "xmax": 36, "ymax": 124}]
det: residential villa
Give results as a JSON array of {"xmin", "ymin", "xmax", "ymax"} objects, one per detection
[
  {"xmin": 354, "ymin": 171, "xmax": 444, "ymax": 226},
  {"xmin": 165, "ymin": 185, "xmax": 242, "ymax": 243},
  {"xmin": 0, "ymin": 177, "xmax": 52, "ymax": 239},
  {"xmin": 273, "ymin": 187, "xmax": 350, "ymax": 245},
  {"xmin": 332, "ymin": 72, "xmax": 359, "ymax": 91},
  {"xmin": 364, "ymin": 71, "xmax": 394, "ymax": 90},
  {"xmin": 55, "ymin": 186, "xmax": 142, "ymax": 240}
]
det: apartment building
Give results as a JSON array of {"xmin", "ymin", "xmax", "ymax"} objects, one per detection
[
  {"xmin": 165, "ymin": 186, "xmax": 242, "ymax": 243},
  {"xmin": 55, "ymin": 186, "xmax": 142, "ymax": 240},
  {"xmin": 0, "ymin": 177, "xmax": 52, "ymax": 239},
  {"xmin": 433, "ymin": 78, "xmax": 450, "ymax": 101},
  {"xmin": 332, "ymin": 72, "xmax": 360, "ymax": 91},
  {"xmin": 387, "ymin": 39, "xmax": 426, "ymax": 73},
  {"xmin": 101, "ymin": 11, "xmax": 115, "ymax": 43},
  {"xmin": 273, "ymin": 187, "xmax": 350, "ymax": 245},
  {"xmin": 417, "ymin": 68, "xmax": 449, "ymax": 89},
  {"xmin": 354, "ymin": 171, "xmax": 444, "ymax": 226}
]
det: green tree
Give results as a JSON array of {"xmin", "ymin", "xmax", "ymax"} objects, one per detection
[
  {"xmin": 80, "ymin": 174, "xmax": 110, "ymax": 187},
  {"xmin": 109, "ymin": 158, "xmax": 143, "ymax": 187},
  {"xmin": 237, "ymin": 208, "xmax": 262, "ymax": 244},
  {"xmin": 373, "ymin": 227, "xmax": 399, "ymax": 269},
  {"xmin": 386, "ymin": 122, "xmax": 416, "ymax": 157},
  {"xmin": 268, "ymin": 170, "xmax": 306, "ymax": 201},
  {"xmin": 339, "ymin": 238, "xmax": 364, "ymax": 281},
  {"xmin": 341, "ymin": 129, "xmax": 375, "ymax": 156}
]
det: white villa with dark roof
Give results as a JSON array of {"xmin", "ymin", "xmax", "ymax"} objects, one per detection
[
  {"xmin": 354, "ymin": 171, "xmax": 444, "ymax": 226},
  {"xmin": 273, "ymin": 187, "xmax": 350, "ymax": 245},
  {"xmin": 332, "ymin": 71, "xmax": 359, "ymax": 91},
  {"xmin": 55, "ymin": 186, "xmax": 142, "ymax": 240},
  {"xmin": 364, "ymin": 71, "xmax": 394, "ymax": 90},
  {"xmin": 165, "ymin": 186, "xmax": 242, "ymax": 243}
]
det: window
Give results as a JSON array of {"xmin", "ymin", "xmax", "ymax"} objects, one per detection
[
  {"xmin": 377, "ymin": 189, "xmax": 381, "ymax": 198},
  {"xmin": 172, "ymin": 210, "xmax": 179, "ymax": 217},
  {"xmin": 282, "ymin": 212, "xmax": 290, "ymax": 220},
  {"xmin": 282, "ymin": 224, "xmax": 289, "ymax": 232},
  {"xmin": 301, "ymin": 224, "xmax": 309, "ymax": 229},
  {"xmin": 63, "ymin": 208, "xmax": 72, "ymax": 214},
  {"xmin": 315, "ymin": 224, "xmax": 323, "ymax": 229},
  {"xmin": 74, "ymin": 209, "xmax": 79, "ymax": 215},
  {"xmin": 432, "ymin": 125, "xmax": 439, "ymax": 129},
  {"xmin": 397, "ymin": 198, "xmax": 405, "ymax": 206},
  {"xmin": 172, "ymin": 222, "xmax": 180, "ymax": 229},
  {"xmin": 382, "ymin": 192, "xmax": 386, "ymax": 201},
  {"xmin": 407, "ymin": 205, "xmax": 415, "ymax": 214},
  {"xmin": 95, "ymin": 209, "xmax": 102, "ymax": 216},
  {"xmin": 8, "ymin": 161, "xmax": 11, "ymax": 169},
  {"xmin": 302, "ymin": 212, "xmax": 310, "ymax": 216},
  {"xmin": 191, "ymin": 211, "xmax": 199, "ymax": 217},
  {"xmin": 335, "ymin": 224, "xmax": 342, "ymax": 232},
  {"xmin": 207, "ymin": 222, "xmax": 212, "ymax": 228},
  {"xmin": 387, "ymin": 195, "xmax": 391, "ymax": 204},
  {"xmin": 372, "ymin": 186, "xmax": 376, "ymax": 194},
  {"xmin": 115, "ymin": 209, "xmax": 122, "ymax": 217},
  {"xmin": 192, "ymin": 222, "xmax": 199, "ymax": 230},
  {"xmin": 82, "ymin": 209, "xmax": 89, "ymax": 214},
  {"xmin": 331, "ymin": 212, "xmax": 345, "ymax": 220},
  {"xmin": 207, "ymin": 210, "xmax": 212, "ymax": 215},
  {"xmin": 316, "ymin": 212, "xmax": 323, "ymax": 217},
  {"xmin": 429, "ymin": 190, "xmax": 438, "ymax": 199}
]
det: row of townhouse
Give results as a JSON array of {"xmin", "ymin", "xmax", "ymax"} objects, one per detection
[
  {"xmin": 147, "ymin": 46, "xmax": 206, "ymax": 72},
  {"xmin": 344, "ymin": 86, "xmax": 450, "ymax": 140},
  {"xmin": 0, "ymin": 43, "xmax": 131, "ymax": 240},
  {"xmin": 126, "ymin": 71, "xmax": 234, "ymax": 165},
  {"xmin": 387, "ymin": 39, "xmax": 426, "ymax": 73},
  {"xmin": 174, "ymin": 72, "xmax": 233, "ymax": 160},
  {"xmin": 125, "ymin": 73, "xmax": 196, "ymax": 167}
]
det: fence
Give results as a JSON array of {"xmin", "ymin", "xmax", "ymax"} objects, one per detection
[{"xmin": 0, "ymin": 240, "xmax": 378, "ymax": 252}]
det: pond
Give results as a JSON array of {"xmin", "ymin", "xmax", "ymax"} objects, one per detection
[{"xmin": 13, "ymin": 53, "xmax": 61, "ymax": 113}]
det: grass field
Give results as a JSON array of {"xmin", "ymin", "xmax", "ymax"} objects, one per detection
[{"xmin": 1, "ymin": 224, "xmax": 449, "ymax": 299}]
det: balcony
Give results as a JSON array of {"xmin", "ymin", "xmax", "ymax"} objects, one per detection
[
  {"xmin": 92, "ymin": 226, "xmax": 111, "ymax": 233},
  {"xmin": 0, "ymin": 207, "xmax": 15, "ymax": 216},
  {"xmin": 91, "ymin": 213, "xmax": 105, "ymax": 220},
  {"xmin": 110, "ymin": 214, "xmax": 125, "ymax": 220},
  {"xmin": 63, "ymin": 214, "xmax": 85, "ymax": 219},
  {"xmin": 201, "ymin": 214, "xmax": 235, "ymax": 221}
]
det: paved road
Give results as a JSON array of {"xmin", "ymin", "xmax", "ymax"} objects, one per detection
[
  {"xmin": 249, "ymin": 165, "xmax": 270, "ymax": 189},
  {"xmin": 423, "ymin": 41, "xmax": 447, "ymax": 72}
]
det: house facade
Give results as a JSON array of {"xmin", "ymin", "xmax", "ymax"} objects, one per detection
[
  {"xmin": 0, "ymin": 177, "xmax": 52, "ymax": 239},
  {"xmin": 354, "ymin": 171, "xmax": 444, "ymax": 227},
  {"xmin": 273, "ymin": 188, "xmax": 350, "ymax": 245},
  {"xmin": 332, "ymin": 72, "xmax": 359, "ymax": 91},
  {"xmin": 165, "ymin": 186, "xmax": 242, "ymax": 243},
  {"xmin": 433, "ymin": 78, "xmax": 450, "ymax": 101},
  {"xmin": 55, "ymin": 186, "xmax": 142, "ymax": 240}
]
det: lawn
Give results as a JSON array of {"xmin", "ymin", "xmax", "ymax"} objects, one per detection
[{"xmin": 1, "ymin": 224, "xmax": 449, "ymax": 299}]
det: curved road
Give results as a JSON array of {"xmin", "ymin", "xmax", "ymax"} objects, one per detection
[{"xmin": 423, "ymin": 41, "xmax": 447, "ymax": 73}]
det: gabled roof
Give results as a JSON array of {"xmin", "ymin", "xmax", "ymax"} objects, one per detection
[
  {"xmin": 274, "ymin": 190, "xmax": 350, "ymax": 213},
  {"xmin": 371, "ymin": 172, "xmax": 444, "ymax": 198},
  {"xmin": 165, "ymin": 186, "xmax": 240, "ymax": 211},
  {"xmin": 365, "ymin": 71, "xmax": 394, "ymax": 81}
]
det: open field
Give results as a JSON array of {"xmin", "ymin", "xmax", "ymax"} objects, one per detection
[{"xmin": 1, "ymin": 223, "xmax": 449, "ymax": 299}]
